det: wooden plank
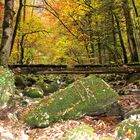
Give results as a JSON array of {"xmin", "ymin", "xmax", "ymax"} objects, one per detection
[{"xmin": 8, "ymin": 64, "xmax": 140, "ymax": 74}]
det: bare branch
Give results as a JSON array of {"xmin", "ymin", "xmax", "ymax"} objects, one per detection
[
  {"xmin": 23, "ymin": 30, "xmax": 50, "ymax": 36},
  {"xmin": 43, "ymin": 0, "xmax": 78, "ymax": 39}
]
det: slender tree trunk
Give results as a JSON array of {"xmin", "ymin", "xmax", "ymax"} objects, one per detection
[
  {"xmin": 104, "ymin": 22, "xmax": 116, "ymax": 63},
  {"xmin": 131, "ymin": 0, "xmax": 140, "ymax": 50},
  {"xmin": 85, "ymin": 44, "xmax": 91, "ymax": 62},
  {"xmin": 0, "ymin": 2, "xmax": 4, "ymax": 45},
  {"xmin": 23, "ymin": 0, "xmax": 26, "ymax": 20},
  {"xmin": 122, "ymin": 0, "xmax": 139, "ymax": 62},
  {"xmin": 31, "ymin": 0, "xmax": 35, "ymax": 16},
  {"xmin": 16, "ymin": 37, "xmax": 20, "ymax": 63},
  {"xmin": 86, "ymin": 11, "xmax": 94, "ymax": 59},
  {"xmin": 114, "ymin": 13, "xmax": 128, "ymax": 64},
  {"xmin": 70, "ymin": 48, "xmax": 83, "ymax": 64},
  {"xmin": 97, "ymin": 37, "xmax": 102, "ymax": 64},
  {"xmin": 0, "ymin": 0, "xmax": 14, "ymax": 67},
  {"xmin": 18, "ymin": 0, "xmax": 26, "ymax": 64},
  {"xmin": 110, "ymin": 9, "xmax": 118, "ymax": 63},
  {"xmin": 10, "ymin": 0, "xmax": 23, "ymax": 54},
  {"xmin": 19, "ymin": 34, "xmax": 25, "ymax": 64},
  {"xmin": 131, "ymin": 0, "xmax": 139, "ymax": 17},
  {"xmin": 84, "ymin": 0, "xmax": 94, "ymax": 62}
]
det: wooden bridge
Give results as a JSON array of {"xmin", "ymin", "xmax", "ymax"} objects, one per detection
[{"xmin": 8, "ymin": 63, "xmax": 140, "ymax": 74}]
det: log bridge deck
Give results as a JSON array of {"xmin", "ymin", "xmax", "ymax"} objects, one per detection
[{"xmin": 8, "ymin": 64, "xmax": 140, "ymax": 74}]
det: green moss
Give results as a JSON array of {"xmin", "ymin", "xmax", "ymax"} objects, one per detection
[
  {"xmin": 44, "ymin": 82, "xmax": 59, "ymax": 94},
  {"xmin": 0, "ymin": 66, "xmax": 15, "ymax": 86},
  {"xmin": 62, "ymin": 124, "xmax": 95, "ymax": 140},
  {"xmin": 23, "ymin": 87, "xmax": 44, "ymax": 98},
  {"xmin": 24, "ymin": 108, "xmax": 50, "ymax": 127},
  {"xmin": 115, "ymin": 119, "xmax": 140, "ymax": 140},
  {"xmin": 0, "ymin": 67, "xmax": 15, "ymax": 108},
  {"xmin": 24, "ymin": 75, "xmax": 118, "ymax": 127},
  {"xmin": 135, "ymin": 133, "xmax": 140, "ymax": 140}
]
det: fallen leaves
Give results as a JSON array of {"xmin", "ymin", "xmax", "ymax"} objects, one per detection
[{"xmin": 0, "ymin": 80, "xmax": 140, "ymax": 139}]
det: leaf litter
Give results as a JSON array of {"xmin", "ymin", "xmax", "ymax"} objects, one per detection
[{"xmin": 0, "ymin": 81, "xmax": 140, "ymax": 140}]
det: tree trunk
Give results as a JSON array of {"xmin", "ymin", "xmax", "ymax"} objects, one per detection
[
  {"xmin": 31, "ymin": 0, "xmax": 35, "ymax": 16},
  {"xmin": 19, "ymin": 34, "xmax": 25, "ymax": 64},
  {"xmin": 114, "ymin": 13, "xmax": 128, "ymax": 64},
  {"xmin": 110, "ymin": 9, "xmax": 118, "ymax": 63},
  {"xmin": 0, "ymin": 2, "xmax": 4, "ymax": 45},
  {"xmin": 84, "ymin": 0, "xmax": 94, "ymax": 62},
  {"xmin": 10, "ymin": 0, "xmax": 23, "ymax": 54},
  {"xmin": 122, "ymin": 0, "xmax": 139, "ymax": 62},
  {"xmin": 23, "ymin": 0, "xmax": 26, "ymax": 21},
  {"xmin": 131, "ymin": 0, "xmax": 139, "ymax": 17},
  {"xmin": 0, "ymin": 0, "xmax": 14, "ymax": 67},
  {"xmin": 86, "ymin": 11, "xmax": 94, "ymax": 60},
  {"xmin": 97, "ymin": 37, "xmax": 102, "ymax": 64},
  {"xmin": 131, "ymin": 0, "xmax": 140, "ymax": 50}
]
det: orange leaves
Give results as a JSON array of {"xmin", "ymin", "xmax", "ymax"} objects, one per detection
[
  {"xmin": 125, "ymin": 129, "xmax": 134, "ymax": 138},
  {"xmin": 78, "ymin": 34, "xmax": 90, "ymax": 41},
  {"xmin": 0, "ymin": 2, "xmax": 4, "ymax": 9},
  {"xmin": 0, "ymin": 2, "xmax": 4, "ymax": 21}
]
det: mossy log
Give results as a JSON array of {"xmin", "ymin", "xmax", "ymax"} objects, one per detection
[
  {"xmin": 24, "ymin": 75, "xmax": 118, "ymax": 127},
  {"xmin": 9, "ymin": 64, "xmax": 140, "ymax": 74}
]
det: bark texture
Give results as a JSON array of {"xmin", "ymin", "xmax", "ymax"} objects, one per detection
[
  {"xmin": 0, "ymin": 0, "xmax": 14, "ymax": 67},
  {"xmin": 122, "ymin": 0, "xmax": 139, "ymax": 62}
]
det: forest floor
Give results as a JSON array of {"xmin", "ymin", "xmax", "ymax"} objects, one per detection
[{"xmin": 0, "ymin": 79, "xmax": 140, "ymax": 140}]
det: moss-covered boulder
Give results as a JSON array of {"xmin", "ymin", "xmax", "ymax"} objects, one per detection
[
  {"xmin": 36, "ymin": 81, "xmax": 59, "ymax": 95},
  {"xmin": 115, "ymin": 119, "xmax": 140, "ymax": 140},
  {"xmin": 62, "ymin": 124, "xmax": 95, "ymax": 140},
  {"xmin": 23, "ymin": 86, "xmax": 44, "ymax": 98},
  {"xmin": 15, "ymin": 75, "xmax": 27, "ymax": 89},
  {"xmin": 24, "ymin": 75, "xmax": 118, "ymax": 127},
  {"xmin": 0, "ymin": 66, "xmax": 15, "ymax": 108}
]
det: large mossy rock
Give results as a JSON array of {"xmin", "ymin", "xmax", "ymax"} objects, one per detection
[
  {"xmin": 24, "ymin": 75, "xmax": 118, "ymax": 127},
  {"xmin": 0, "ymin": 66, "xmax": 15, "ymax": 108},
  {"xmin": 115, "ymin": 119, "xmax": 140, "ymax": 140}
]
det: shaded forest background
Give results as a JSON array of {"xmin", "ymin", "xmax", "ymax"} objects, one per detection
[{"xmin": 0, "ymin": 0, "xmax": 140, "ymax": 66}]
